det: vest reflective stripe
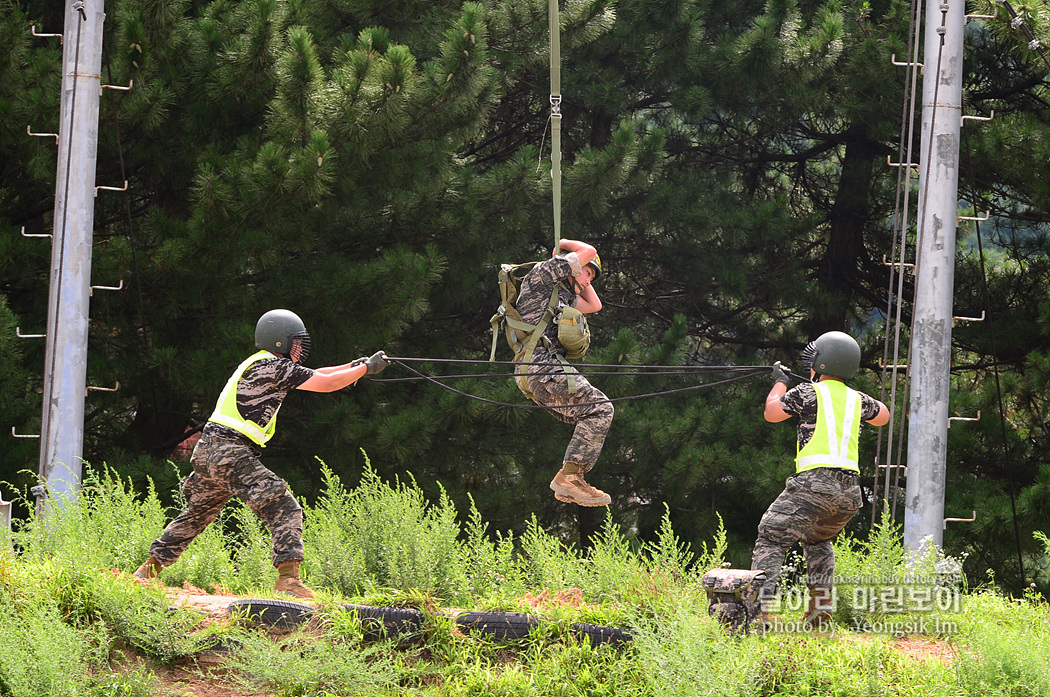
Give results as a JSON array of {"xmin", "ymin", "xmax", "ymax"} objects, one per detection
[
  {"xmin": 208, "ymin": 350, "xmax": 281, "ymax": 446},
  {"xmin": 795, "ymin": 381, "xmax": 861, "ymax": 473}
]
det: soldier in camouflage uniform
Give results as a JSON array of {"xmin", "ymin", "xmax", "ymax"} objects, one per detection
[
  {"xmin": 516, "ymin": 239, "xmax": 613, "ymax": 507},
  {"xmin": 751, "ymin": 331, "xmax": 889, "ymax": 626},
  {"xmin": 134, "ymin": 309, "xmax": 389, "ymax": 599}
]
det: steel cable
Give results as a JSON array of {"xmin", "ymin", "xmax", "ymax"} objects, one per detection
[{"xmin": 384, "ymin": 359, "xmax": 775, "ymax": 410}]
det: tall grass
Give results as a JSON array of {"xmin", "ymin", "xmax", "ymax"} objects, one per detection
[
  {"xmin": 221, "ymin": 629, "xmax": 400, "ymax": 697},
  {"xmin": 953, "ymin": 591, "xmax": 1050, "ymax": 696},
  {"xmin": 3, "ymin": 456, "xmax": 1050, "ymax": 696},
  {"xmin": 303, "ymin": 457, "xmax": 468, "ymax": 600},
  {"xmin": 830, "ymin": 510, "xmax": 966, "ymax": 633},
  {"xmin": 9, "ymin": 467, "xmax": 166, "ymax": 571}
]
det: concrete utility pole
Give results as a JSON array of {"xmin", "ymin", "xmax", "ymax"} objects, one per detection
[
  {"xmin": 903, "ymin": 1, "xmax": 965, "ymax": 551},
  {"xmin": 37, "ymin": 0, "xmax": 106, "ymax": 512}
]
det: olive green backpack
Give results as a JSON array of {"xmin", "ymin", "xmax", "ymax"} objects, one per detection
[{"xmin": 488, "ymin": 262, "xmax": 590, "ymax": 399}]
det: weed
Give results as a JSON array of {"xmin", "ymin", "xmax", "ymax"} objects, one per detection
[
  {"xmin": 0, "ymin": 601, "xmax": 103, "ymax": 697},
  {"xmin": 303, "ymin": 457, "xmax": 467, "ymax": 599},
  {"xmin": 222, "ymin": 626, "xmax": 399, "ymax": 696}
]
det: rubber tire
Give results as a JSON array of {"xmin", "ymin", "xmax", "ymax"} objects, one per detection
[
  {"xmin": 570, "ymin": 621, "xmax": 633, "ymax": 648},
  {"xmin": 343, "ymin": 604, "xmax": 425, "ymax": 640},
  {"xmin": 455, "ymin": 611, "xmax": 541, "ymax": 641},
  {"xmin": 227, "ymin": 598, "xmax": 314, "ymax": 629}
]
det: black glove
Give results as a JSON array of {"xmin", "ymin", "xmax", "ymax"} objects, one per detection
[
  {"xmin": 772, "ymin": 361, "xmax": 791, "ymax": 386},
  {"xmin": 361, "ymin": 350, "xmax": 389, "ymax": 375}
]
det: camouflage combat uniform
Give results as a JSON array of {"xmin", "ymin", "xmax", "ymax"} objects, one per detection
[
  {"xmin": 148, "ymin": 357, "xmax": 314, "ymax": 568},
  {"xmin": 751, "ymin": 381, "xmax": 881, "ymax": 594},
  {"xmin": 515, "ymin": 254, "xmax": 613, "ymax": 473}
]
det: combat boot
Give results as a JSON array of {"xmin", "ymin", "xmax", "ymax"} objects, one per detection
[
  {"xmin": 133, "ymin": 556, "xmax": 163, "ymax": 580},
  {"xmin": 274, "ymin": 561, "xmax": 315, "ymax": 600},
  {"xmin": 803, "ymin": 586, "xmax": 833, "ymax": 630},
  {"xmin": 550, "ymin": 467, "xmax": 611, "ymax": 507}
]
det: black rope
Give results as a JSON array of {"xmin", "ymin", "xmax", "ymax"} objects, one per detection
[
  {"xmin": 961, "ymin": 104, "xmax": 1027, "ymax": 587},
  {"xmin": 102, "ymin": 43, "xmax": 163, "ymax": 444},
  {"xmin": 386, "ymin": 359, "xmax": 769, "ymax": 410},
  {"xmin": 373, "ymin": 369, "xmax": 771, "ymax": 382},
  {"xmin": 999, "ymin": 0, "xmax": 1050, "ymax": 73},
  {"xmin": 384, "ymin": 355, "xmax": 770, "ymax": 372}
]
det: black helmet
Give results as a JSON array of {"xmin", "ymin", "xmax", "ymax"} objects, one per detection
[
  {"xmin": 255, "ymin": 309, "xmax": 311, "ymax": 362},
  {"xmin": 802, "ymin": 331, "xmax": 861, "ymax": 379},
  {"xmin": 587, "ymin": 253, "xmax": 602, "ymax": 281}
]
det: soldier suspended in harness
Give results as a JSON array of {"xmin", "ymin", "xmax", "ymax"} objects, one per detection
[{"xmin": 489, "ymin": 240, "xmax": 613, "ymax": 507}]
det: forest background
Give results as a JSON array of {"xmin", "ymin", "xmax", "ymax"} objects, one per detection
[{"xmin": 2, "ymin": 0, "xmax": 1049, "ymax": 596}]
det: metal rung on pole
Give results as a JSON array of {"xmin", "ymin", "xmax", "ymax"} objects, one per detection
[
  {"xmin": 882, "ymin": 255, "xmax": 915, "ymax": 271},
  {"xmin": 952, "ymin": 311, "xmax": 985, "ymax": 325},
  {"xmin": 21, "ymin": 226, "xmax": 52, "ymax": 239},
  {"xmin": 94, "ymin": 180, "xmax": 128, "ymax": 197},
  {"xmin": 89, "ymin": 279, "xmax": 123, "ymax": 295},
  {"xmin": 891, "ymin": 54, "xmax": 924, "ymax": 68},
  {"xmin": 27, "ymin": 125, "xmax": 59, "ymax": 143},
  {"xmin": 943, "ymin": 511, "xmax": 976, "ymax": 528},
  {"xmin": 31, "ymin": 25, "xmax": 63, "ymax": 43},
  {"xmin": 948, "ymin": 411, "xmax": 980, "ymax": 427},
  {"xmin": 85, "ymin": 381, "xmax": 119, "ymax": 396},
  {"xmin": 878, "ymin": 360, "xmax": 908, "ymax": 370},
  {"xmin": 100, "ymin": 78, "xmax": 132, "ymax": 95},
  {"xmin": 962, "ymin": 110, "xmax": 994, "ymax": 125},
  {"xmin": 887, "ymin": 156, "xmax": 920, "ymax": 170}
]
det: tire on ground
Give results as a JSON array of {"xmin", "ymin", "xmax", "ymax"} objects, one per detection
[
  {"xmin": 455, "ymin": 611, "xmax": 541, "ymax": 641},
  {"xmin": 227, "ymin": 598, "xmax": 314, "ymax": 629},
  {"xmin": 344, "ymin": 604, "xmax": 425, "ymax": 640},
  {"xmin": 570, "ymin": 621, "xmax": 633, "ymax": 648}
]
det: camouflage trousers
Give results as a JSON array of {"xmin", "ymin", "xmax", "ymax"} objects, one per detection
[
  {"xmin": 149, "ymin": 432, "xmax": 304, "ymax": 568},
  {"xmin": 751, "ymin": 467, "xmax": 862, "ymax": 597},
  {"xmin": 522, "ymin": 351, "xmax": 614, "ymax": 473}
]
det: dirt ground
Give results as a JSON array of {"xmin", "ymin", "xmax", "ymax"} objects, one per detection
[{"xmin": 141, "ymin": 581, "xmax": 955, "ymax": 696}]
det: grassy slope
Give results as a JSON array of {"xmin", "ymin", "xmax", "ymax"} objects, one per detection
[{"xmin": 1, "ymin": 464, "xmax": 1048, "ymax": 697}]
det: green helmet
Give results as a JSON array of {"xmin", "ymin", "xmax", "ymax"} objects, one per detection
[
  {"xmin": 255, "ymin": 309, "xmax": 311, "ymax": 361},
  {"xmin": 804, "ymin": 331, "xmax": 861, "ymax": 379}
]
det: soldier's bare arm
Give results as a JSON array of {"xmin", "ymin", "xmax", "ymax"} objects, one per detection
[
  {"xmin": 764, "ymin": 382, "xmax": 791, "ymax": 423},
  {"xmin": 867, "ymin": 401, "xmax": 890, "ymax": 427},
  {"xmin": 297, "ymin": 362, "xmax": 368, "ymax": 392}
]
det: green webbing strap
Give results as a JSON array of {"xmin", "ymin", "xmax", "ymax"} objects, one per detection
[
  {"xmin": 549, "ymin": 0, "xmax": 562, "ymax": 250},
  {"xmin": 520, "ymin": 284, "xmax": 562, "ymax": 365},
  {"xmin": 554, "ymin": 353, "xmax": 577, "ymax": 394}
]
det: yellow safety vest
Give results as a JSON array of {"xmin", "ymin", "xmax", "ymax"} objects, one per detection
[
  {"xmin": 208, "ymin": 350, "xmax": 282, "ymax": 446},
  {"xmin": 795, "ymin": 380, "xmax": 861, "ymax": 473}
]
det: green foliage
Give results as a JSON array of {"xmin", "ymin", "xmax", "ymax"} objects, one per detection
[
  {"xmin": 460, "ymin": 494, "xmax": 527, "ymax": 599},
  {"xmin": 630, "ymin": 596, "xmax": 763, "ymax": 697},
  {"xmin": 302, "ymin": 456, "xmax": 468, "ymax": 599},
  {"xmin": 831, "ymin": 510, "xmax": 967, "ymax": 630},
  {"xmin": 0, "ymin": 600, "xmax": 104, "ymax": 697},
  {"xmin": 2, "ymin": 469, "xmax": 1050, "ymax": 695},
  {"xmin": 221, "ymin": 629, "xmax": 399, "ymax": 697},
  {"xmin": 2, "ymin": 0, "xmax": 1049, "ymax": 600},
  {"xmin": 954, "ymin": 591, "xmax": 1050, "ymax": 696},
  {"xmin": 10, "ymin": 466, "xmax": 167, "ymax": 572}
]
